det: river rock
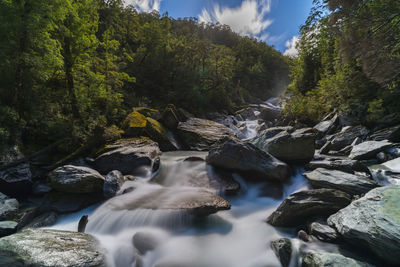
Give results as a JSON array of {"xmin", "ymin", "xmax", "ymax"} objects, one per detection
[
  {"xmin": 176, "ymin": 118, "xmax": 237, "ymax": 151},
  {"xmin": 43, "ymin": 192, "xmax": 103, "ymax": 214},
  {"xmin": 160, "ymin": 104, "xmax": 190, "ymax": 130},
  {"xmin": 329, "ymin": 126, "xmax": 369, "ymax": 151},
  {"xmin": 252, "ymin": 128, "xmax": 317, "ymax": 164},
  {"xmin": 314, "ymin": 114, "xmax": 339, "ymax": 137},
  {"xmin": 309, "ymin": 221, "xmax": 339, "ymax": 242},
  {"xmin": 305, "ymin": 159, "xmax": 369, "ymax": 174},
  {"xmin": 133, "ymin": 107, "xmax": 161, "ymax": 120},
  {"xmin": 0, "ymin": 229, "xmax": 106, "ymax": 266},
  {"xmin": 369, "ymin": 125, "xmax": 400, "ymax": 142},
  {"xmin": 0, "ymin": 221, "xmax": 17, "ymax": 237},
  {"xmin": 49, "ymin": 165, "xmax": 105, "ymax": 194},
  {"xmin": 0, "ymin": 193, "xmax": 18, "ymax": 221},
  {"xmin": 266, "ymin": 189, "xmax": 351, "ymax": 227},
  {"xmin": 302, "ymin": 251, "xmax": 374, "ymax": 267},
  {"xmin": 106, "ymin": 187, "xmax": 231, "ymax": 216},
  {"xmin": 328, "ymin": 186, "xmax": 400, "ymax": 265},
  {"xmin": 24, "ymin": 212, "xmax": 58, "ymax": 229},
  {"xmin": 260, "ymin": 106, "xmax": 281, "ymax": 121},
  {"xmin": 303, "ymin": 168, "xmax": 379, "ymax": 195},
  {"xmin": 349, "ymin": 140, "xmax": 393, "ymax": 160},
  {"xmin": 133, "ymin": 231, "xmax": 162, "ymax": 255},
  {"xmin": 235, "ymin": 107, "xmax": 257, "ymax": 120},
  {"xmin": 94, "ymin": 137, "xmax": 161, "ymax": 175},
  {"xmin": 0, "ymin": 163, "xmax": 32, "ymax": 197},
  {"xmin": 252, "ymin": 126, "xmax": 294, "ymax": 143},
  {"xmin": 103, "ymin": 170, "xmax": 125, "ymax": 198},
  {"xmin": 206, "ymin": 139, "xmax": 290, "ymax": 182},
  {"xmin": 270, "ymin": 238, "xmax": 292, "ymax": 267}
]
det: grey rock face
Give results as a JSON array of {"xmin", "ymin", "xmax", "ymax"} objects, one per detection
[
  {"xmin": 329, "ymin": 126, "xmax": 369, "ymax": 151},
  {"xmin": 206, "ymin": 139, "xmax": 290, "ymax": 182},
  {"xmin": 0, "ymin": 229, "xmax": 106, "ymax": 266},
  {"xmin": 24, "ymin": 212, "xmax": 58, "ymax": 229},
  {"xmin": 252, "ymin": 128, "xmax": 316, "ymax": 164},
  {"xmin": 369, "ymin": 125, "xmax": 400, "ymax": 142},
  {"xmin": 94, "ymin": 137, "xmax": 161, "ymax": 175},
  {"xmin": 349, "ymin": 140, "xmax": 393, "ymax": 160},
  {"xmin": 270, "ymin": 238, "xmax": 292, "ymax": 267},
  {"xmin": 305, "ymin": 159, "xmax": 369, "ymax": 174},
  {"xmin": 314, "ymin": 114, "xmax": 339, "ymax": 136},
  {"xmin": 0, "ymin": 163, "xmax": 32, "ymax": 197},
  {"xmin": 267, "ymin": 189, "xmax": 351, "ymax": 227},
  {"xmin": 309, "ymin": 221, "xmax": 339, "ymax": 242},
  {"xmin": 302, "ymin": 251, "xmax": 374, "ymax": 267},
  {"xmin": 0, "ymin": 192, "xmax": 19, "ymax": 221},
  {"xmin": 303, "ymin": 168, "xmax": 379, "ymax": 195},
  {"xmin": 328, "ymin": 186, "xmax": 400, "ymax": 265},
  {"xmin": 104, "ymin": 170, "xmax": 125, "ymax": 198},
  {"xmin": 49, "ymin": 165, "xmax": 105, "ymax": 194},
  {"xmin": 177, "ymin": 118, "xmax": 237, "ymax": 151},
  {"xmin": 0, "ymin": 221, "xmax": 18, "ymax": 237}
]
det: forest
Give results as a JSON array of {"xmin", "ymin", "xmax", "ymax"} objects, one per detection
[
  {"xmin": 0, "ymin": 0, "xmax": 289, "ymax": 152},
  {"xmin": 283, "ymin": 0, "xmax": 400, "ymax": 125}
]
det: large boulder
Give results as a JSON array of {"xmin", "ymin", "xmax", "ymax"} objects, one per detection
[
  {"xmin": 160, "ymin": 104, "xmax": 190, "ymax": 130},
  {"xmin": 270, "ymin": 238, "xmax": 292, "ymax": 267},
  {"xmin": 305, "ymin": 159, "xmax": 369, "ymax": 174},
  {"xmin": 104, "ymin": 187, "xmax": 231, "ymax": 216},
  {"xmin": 369, "ymin": 125, "xmax": 400, "ymax": 142},
  {"xmin": 0, "ymin": 193, "xmax": 18, "ymax": 221},
  {"xmin": 260, "ymin": 106, "xmax": 281, "ymax": 122},
  {"xmin": 303, "ymin": 168, "xmax": 379, "ymax": 195},
  {"xmin": 206, "ymin": 140, "xmax": 290, "ymax": 182},
  {"xmin": 328, "ymin": 186, "xmax": 400, "ymax": 265},
  {"xmin": 266, "ymin": 189, "xmax": 351, "ymax": 227},
  {"xmin": 94, "ymin": 137, "xmax": 161, "ymax": 175},
  {"xmin": 0, "ymin": 229, "xmax": 106, "ymax": 266},
  {"xmin": 252, "ymin": 128, "xmax": 317, "ymax": 164},
  {"xmin": 302, "ymin": 251, "xmax": 374, "ymax": 267},
  {"xmin": 42, "ymin": 192, "xmax": 103, "ymax": 214},
  {"xmin": 49, "ymin": 165, "xmax": 105, "ymax": 194},
  {"xmin": 133, "ymin": 107, "xmax": 161, "ymax": 120},
  {"xmin": 349, "ymin": 140, "xmax": 393, "ymax": 160},
  {"xmin": 329, "ymin": 126, "xmax": 369, "ymax": 151},
  {"xmin": 176, "ymin": 118, "xmax": 236, "ymax": 151},
  {"xmin": 122, "ymin": 111, "xmax": 176, "ymax": 151},
  {"xmin": 0, "ymin": 163, "xmax": 32, "ymax": 197},
  {"xmin": 103, "ymin": 170, "xmax": 125, "ymax": 198},
  {"xmin": 314, "ymin": 114, "xmax": 339, "ymax": 137}
]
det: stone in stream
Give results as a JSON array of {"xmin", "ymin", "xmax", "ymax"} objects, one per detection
[
  {"xmin": 106, "ymin": 187, "xmax": 231, "ymax": 216},
  {"xmin": 252, "ymin": 128, "xmax": 317, "ymax": 164},
  {"xmin": 266, "ymin": 189, "xmax": 351, "ymax": 227},
  {"xmin": 132, "ymin": 231, "xmax": 162, "ymax": 255},
  {"xmin": 206, "ymin": 139, "xmax": 290, "ymax": 182},
  {"xmin": 78, "ymin": 215, "xmax": 89, "ymax": 233},
  {"xmin": 260, "ymin": 106, "xmax": 281, "ymax": 121},
  {"xmin": 0, "ymin": 192, "xmax": 19, "ymax": 221},
  {"xmin": 302, "ymin": 251, "xmax": 374, "ymax": 267},
  {"xmin": 328, "ymin": 186, "xmax": 400, "ymax": 265},
  {"xmin": 176, "ymin": 118, "xmax": 237, "ymax": 151},
  {"xmin": 329, "ymin": 125, "xmax": 369, "ymax": 151},
  {"xmin": 305, "ymin": 159, "xmax": 370, "ymax": 174},
  {"xmin": 42, "ymin": 192, "xmax": 103, "ymax": 214},
  {"xmin": 349, "ymin": 140, "xmax": 393, "ymax": 160},
  {"xmin": 49, "ymin": 165, "xmax": 105, "ymax": 194},
  {"xmin": 103, "ymin": 170, "xmax": 125, "ymax": 198},
  {"xmin": 94, "ymin": 137, "xmax": 161, "ymax": 175},
  {"xmin": 0, "ymin": 229, "xmax": 106, "ymax": 266},
  {"xmin": 235, "ymin": 107, "xmax": 257, "ymax": 120},
  {"xmin": 308, "ymin": 221, "xmax": 339, "ymax": 242},
  {"xmin": 314, "ymin": 113, "xmax": 339, "ymax": 137},
  {"xmin": 270, "ymin": 238, "xmax": 292, "ymax": 267},
  {"xmin": 369, "ymin": 124, "xmax": 400, "ymax": 142},
  {"xmin": 160, "ymin": 104, "xmax": 190, "ymax": 130},
  {"xmin": 0, "ymin": 221, "xmax": 18, "ymax": 238},
  {"xmin": 303, "ymin": 168, "xmax": 379, "ymax": 195},
  {"xmin": 23, "ymin": 211, "xmax": 58, "ymax": 229}
]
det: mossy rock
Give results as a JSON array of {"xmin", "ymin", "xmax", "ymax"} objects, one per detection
[
  {"xmin": 160, "ymin": 104, "xmax": 189, "ymax": 130},
  {"xmin": 121, "ymin": 111, "xmax": 147, "ymax": 136},
  {"xmin": 133, "ymin": 107, "xmax": 161, "ymax": 120}
]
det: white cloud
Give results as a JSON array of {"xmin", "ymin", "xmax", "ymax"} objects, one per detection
[
  {"xmin": 283, "ymin": 35, "xmax": 299, "ymax": 57},
  {"xmin": 198, "ymin": 0, "xmax": 273, "ymax": 38},
  {"xmin": 127, "ymin": 0, "xmax": 161, "ymax": 12}
]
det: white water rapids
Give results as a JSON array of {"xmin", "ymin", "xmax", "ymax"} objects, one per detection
[{"xmin": 47, "ymin": 151, "xmax": 343, "ymax": 267}]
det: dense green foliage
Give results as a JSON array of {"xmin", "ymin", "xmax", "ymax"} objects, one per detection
[
  {"xmin": 0, "ymin": 0, "xmax": 289, "ymax": 151},
  {"xmin": 284, "ymin": 0, "xmax": 400, "ymax": 124}
]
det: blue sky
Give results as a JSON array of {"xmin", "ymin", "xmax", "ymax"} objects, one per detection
[{"xmin": 127, "ymin": 0, "xmax": 314, "ymax": 56}]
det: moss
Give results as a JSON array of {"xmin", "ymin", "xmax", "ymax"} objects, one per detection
[
  {"xmin": 133, "ymin": 107, "xmax": 161, "ymax": 120},
  {"xmin": 122, "ymin": 111, "xmax": 147, "ymax": 129},
  {"xmin": 382, "ymin": 187, "xmax": 400, "ymax": 224}
]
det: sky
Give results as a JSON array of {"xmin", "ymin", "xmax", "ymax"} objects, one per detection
[{"xmin": 127, "ymin": 0, "xmax": 314, "ymax": 56}]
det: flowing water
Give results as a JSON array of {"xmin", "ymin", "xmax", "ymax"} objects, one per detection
[{"xmin": 48, "ymin": 150, "xmax": 343, "ymax": 267}]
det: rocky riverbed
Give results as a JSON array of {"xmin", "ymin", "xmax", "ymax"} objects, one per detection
[{"xmin": 1, "ymin": 100, "xmax": 399, "ymax": 266}]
